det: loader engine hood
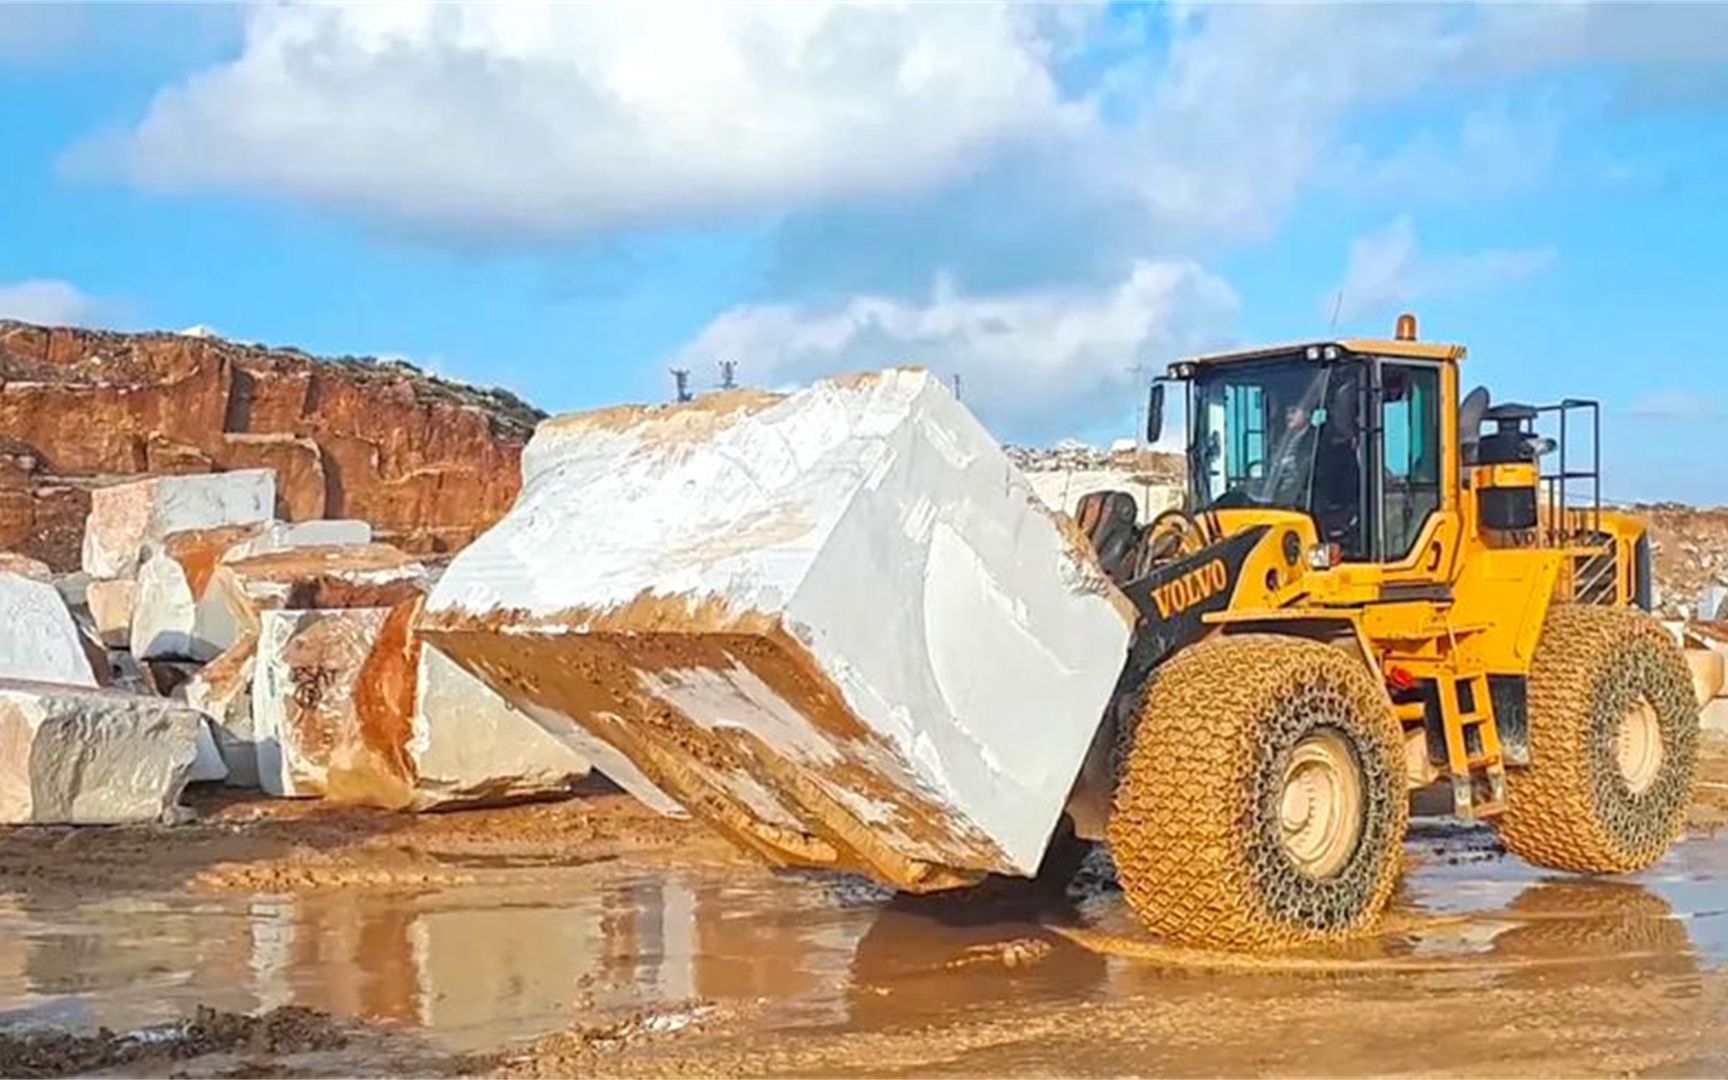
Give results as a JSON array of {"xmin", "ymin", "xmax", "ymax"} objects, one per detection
[{"xmin": 1118, "ymin": 527, "xmax": 1267, "ymax": 683}]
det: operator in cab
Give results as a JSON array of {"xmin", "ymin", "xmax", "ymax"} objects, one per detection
[{"xmin": 1266, "ymin": 402, "xmax": 1318, "ymax": 508}]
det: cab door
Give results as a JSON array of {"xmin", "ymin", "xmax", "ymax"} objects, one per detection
[{"xmin": 1372, "ymin": 359, "xmax": 1446, "ymax": 567}]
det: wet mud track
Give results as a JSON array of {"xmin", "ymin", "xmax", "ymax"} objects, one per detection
[{"xmin": 4, "ymin": 745, "xmax": 1728, "ymax": 1077}]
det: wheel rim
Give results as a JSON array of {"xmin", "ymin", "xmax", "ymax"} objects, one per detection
[
  {"xmin": 1615, "ymin": 697, "xmax": 1663, "ymax": 795},
  {"xmin": 1279, "ymin": 730, "xmax": 1364, "ymax": 879}
]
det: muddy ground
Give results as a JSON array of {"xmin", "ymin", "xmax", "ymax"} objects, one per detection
[{"xmin": 4, "ymin": 744, "xmax": 1728, "ymax": 1078}]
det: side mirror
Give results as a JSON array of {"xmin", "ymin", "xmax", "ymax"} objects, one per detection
[{"xmin": 1146, "ymin": 382, "xmax": 1165, "ymax": 444}]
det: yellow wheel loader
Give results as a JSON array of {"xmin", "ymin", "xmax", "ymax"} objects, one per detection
[
  {"xmin": 426, "ymin": 318, "xmax": 1712, "ymax": 957},
  {"xmin": 1069, "ymin": 313, "xmax": 1701, "ymax": 950}
]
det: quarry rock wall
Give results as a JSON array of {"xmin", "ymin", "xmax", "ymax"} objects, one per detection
[{"xmin": 0, "ymin": 320, "xmax": 542, "ymax": 569}]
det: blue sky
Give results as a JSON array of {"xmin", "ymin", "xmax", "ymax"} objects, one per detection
[{"xmin": 2, "ymin": 2, "xmax": 1727, "ymax": 501}]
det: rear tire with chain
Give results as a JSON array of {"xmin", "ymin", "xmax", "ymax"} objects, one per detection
[
  {"xmin": 1497, "ymin": 605, "xmax": 1698, "ymax": 873},
  {"xmin": 1107, "ymin": 635, "xmax": 1408, "ymax": 950}
]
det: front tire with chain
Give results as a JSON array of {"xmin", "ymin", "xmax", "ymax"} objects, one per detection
[
  {"xmin": 1107, "ymin": 635, "xmax": 1408, "ymax": 950},
  {"xmin": 1497, "ymin": 605, "xmax": 1698, "ymax": 873}
]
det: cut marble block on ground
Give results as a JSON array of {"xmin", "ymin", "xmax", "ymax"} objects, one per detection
[
  {"xmin": 0, "ymin": 570, "xmax": 98, "ymax": 686},
  {"xmin": 81, "ymin": 469, "xmax": 276, "ymax": 578},
  {"xmin": 248, "ymin": 519, "xmax": 373, "ymax": 550},
  {"xmin": 187, "ymin": 715, "xmax": 228, "ymax": 783},
  {"xmin": 132, "ymin": 525, "xmax": 388, "ymax": 661},
  {"xmin": 130, "ymin": 533, "xmax": 243, "ymax": 662},
  {"xmin": 0, "ymin": 552, "xmax": 51, "ymax": 581},
  {"xmin": 183, "ymin": 634, "xmax": 260, "ymax": 788},
  {"xmin": 421, "ymin": 369, "xmax": 1134, "ymax": 889},
  {"xmin": 85, "ymin": 578, "xmax": 138, "ymax": 648},
  {"xmin": 409, "ymin": 644, "xmax": 591, "ymax": 810},
  {"xmin": 199, "ymin": 544, "xmax": 430, "ymax": 655},
  {"xmin": 252, "ymin": 605, "xmax": 408, "ymax": 801},
  {"xmin": 0, "ymin": 680, "xmax": 203, "ymax": 824},
  {"xmin": 245, "ymin": 602, "xmax": 596, "ymax": 808}
]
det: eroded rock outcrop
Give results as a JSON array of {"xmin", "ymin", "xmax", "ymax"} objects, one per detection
[{"xmin": 0, "ymin": 320, "xmax": 540, "ymax": 570}]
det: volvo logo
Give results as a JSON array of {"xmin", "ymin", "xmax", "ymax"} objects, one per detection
[{"xmin": 1150, "ymin": 559, "xmax": 1230, "ymax": 619}]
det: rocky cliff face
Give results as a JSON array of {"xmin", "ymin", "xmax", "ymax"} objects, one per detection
[{"xmin": 0, "ymin": 321, "xmax": 542, "ymax": 569}]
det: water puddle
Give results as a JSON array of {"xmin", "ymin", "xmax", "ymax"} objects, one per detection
[{"xmin": 1, "ymin": 824, "xmax": 1725, "ymax": 1055}]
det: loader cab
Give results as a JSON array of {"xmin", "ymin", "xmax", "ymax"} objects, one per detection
[{"xmin": 1169, "ymin": 327, "xmax": 1456, "ymax": 565}]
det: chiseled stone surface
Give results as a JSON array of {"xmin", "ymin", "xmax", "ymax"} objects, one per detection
[
  {"xmin": 0, "ymin": 570, "xmax": 98, "ymax": 687},
  {"xmin": 0, "ymin": 680, "xmax": 202, "ymax": 824}
]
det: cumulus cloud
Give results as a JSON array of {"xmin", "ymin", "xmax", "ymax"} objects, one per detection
[
  {"xmin": 1331, "ymin": 216, "xmax": 1555, "ymax": 325},
  {"xmin": 763, "ymin": 2, "xmax": 1683, "ymax": 291},
  {"xmin": 1108, "ymin": 4, "xmax": 1477, "ymax": 241},
  {"xmin": 0, "ymin": 278, "xmax": 103, "ymax": 327},
  {"xmin": 1330, "ymin": 102, "xmax": 1565, "ymax": 203},
  {"xmin": 101, "ymin": 2, "xmax": 1085, "ymax": 239},
  {"xmin": 86, "ymin": 2, "xmax": 1728, "ymax": 249},
  {"xmin": 674, "ymin": 260, "xmax": 1237, "ymax": 440}
]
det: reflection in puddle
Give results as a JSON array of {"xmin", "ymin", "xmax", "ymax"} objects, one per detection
[{"xmin": 0, "ymin": 829, "xmax": 1724, "ymax": 1053}]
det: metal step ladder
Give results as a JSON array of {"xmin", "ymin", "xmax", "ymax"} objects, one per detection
[{"xmin": 1435, "ymin": 669, "xmax": 1507, "ymax": 819}]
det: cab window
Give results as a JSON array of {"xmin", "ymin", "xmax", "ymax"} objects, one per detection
[{"xmin": 1380, "ymin": 363, "xmax": 1441, "ymax": 559}]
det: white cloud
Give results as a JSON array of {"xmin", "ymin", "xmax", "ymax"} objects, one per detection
[
  {"xmin": 0, "ymin": 278, "xmax": 103, "ymax": 327},
  {"xmin": 1109, "ymin": 4, "xmax": 1476, "ymax": 240},
  {"xmin": 1471, "ymin": 3, "xmax": 1728, "ymax": 80},
  {"xmin": 1628, "ymin": 389, "xmax": 1727, "ymax": 421},
  {"xmin": 674, "ymin": 260, "xmax": 1237, "ymax": 439},
  {"xmin": 1330, "ymin": 102, "xmax": 1566, "ymax": 203},
  {"xmin": 1331, "ymin": 216, "xmax": 1555, "ymax": 325},
  {"xmin": 1077, "ymin": 3, "xmax": 1728, "ymax": 240},
  {"xmin": 87, "ymin": 2, "xmax": 1728, "ymax": 248},
  {"xmin": 103, "ymin": 2, "xmax": 1086, "ymax": 239}
]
